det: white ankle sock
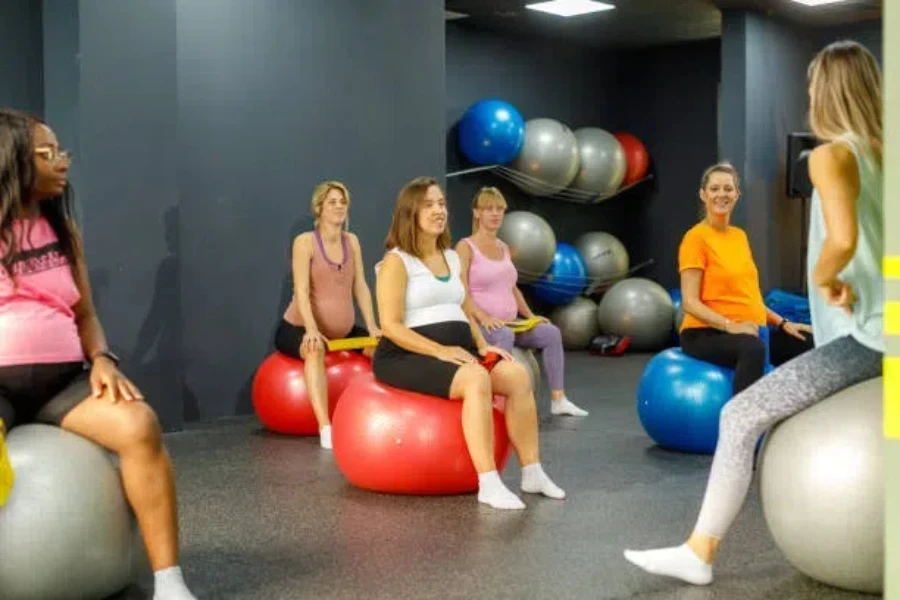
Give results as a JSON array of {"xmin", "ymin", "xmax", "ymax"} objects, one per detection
[
  {"xmin": 551, "ymin": 397, "xmax": 589, "ymax": 417},
  {"xmin": 477, "ymin": 470, "xmax": 525, "ymax": 510},
  {"xmin": 320, "ymin": 425, "xmax": 333, "ymax": 449},
  {"xmin": 623, "ymin": 544, "xmax": 713, "ymax": 586},
  {"xmin": 153, "ymin": 566, "xmax": 198, "ymax": 600},
  {"xmin": 520, "ymin": 463, "xmax": 566, "ymax": 499}
]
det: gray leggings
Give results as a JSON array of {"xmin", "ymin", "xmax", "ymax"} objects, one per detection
[{"xmin": 694, "ymin": 335, "xmax": 883, "ymax": 538}]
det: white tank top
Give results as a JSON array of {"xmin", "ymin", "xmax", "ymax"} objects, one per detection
[
  {"xmin": 378, "ymin": 247, "xmax": 469, "ymax": 328},
  {"xmin": 806, "ymin": 133, "xmax": 883, "ymax": 353}
]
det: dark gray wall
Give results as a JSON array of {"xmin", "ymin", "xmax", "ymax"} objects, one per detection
[
  {"xmin": 446, "ymin": 25, "xmax": 721, "ymax": 294},
  {"xmin": 0, "ymin": 0, "xmax": 44, "ymax": 115},
  {"xmin": 176, "ymin": 0, "xmax": 446, "ymax": 422},
  {"xmin": 817, "ymin": 19, "xmax": 883, "ymax": 63},
  {"xmin": 75, "ymin": 0, "xmax": 183, "ymax": 430},
  {"xmin": 615, "ymin": 39, "xmax": 721, "ymax": 289}
]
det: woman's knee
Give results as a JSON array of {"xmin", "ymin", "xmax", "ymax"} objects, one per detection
[
  {"xmin": 453, "ymin": 363, "xmax": 492, "ymax": 398},
  {"xmin": 117, "ymin": 402, "xmax": 163, "ymax": 450},
  {"xmin": 498, "ymin": 359, "xmax": 532, "ymax": 393}
]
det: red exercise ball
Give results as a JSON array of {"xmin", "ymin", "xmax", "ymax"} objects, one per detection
[
  {"xmin": 614, "ymin": 132, "xmax": 650, "ymax": 186},
  {"xmin": 332, "ymin": 373, "xmax": 512, "ymax": 495},
  {"xmin": 252, "ymin": 351, "xmax": 372, "ymax": 435}
]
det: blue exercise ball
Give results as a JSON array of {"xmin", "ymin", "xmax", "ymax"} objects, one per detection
[
  {"xmin": 636, "ymin": 348, "xmax": 735, "ymax": 454},
  {"xmin": 457, "ymin": 99, "xmax": 526, "ymax": 165},
  {"xmin": 530, "ymin": 243, "xmax": 588, "ymax": 306}
]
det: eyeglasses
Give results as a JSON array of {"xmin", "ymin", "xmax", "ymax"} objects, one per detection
[{"xmin": 34, "ymin": 147, "xmax": 73, "ymax": 163}]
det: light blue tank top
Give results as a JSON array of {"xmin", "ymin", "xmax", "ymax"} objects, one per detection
[{"xmin": 806, "ymin": 133, "xmax": 883, "ymax": 353}]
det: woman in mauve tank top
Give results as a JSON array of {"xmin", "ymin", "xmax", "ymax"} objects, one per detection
[{"xmin": 274, "ymin": 181, "xmax": 380, "ymax": 449}]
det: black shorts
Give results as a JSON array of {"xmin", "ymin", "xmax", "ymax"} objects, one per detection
[
  {"xmin": 274, "ymin": 319, "xmax": 369, "ymax": 359},
  {"xmin": 372, "ymin": 321, "xmax": 479, "ymax": 399},
  {"xmin": 0, "ymin": 362, "xmax": 91, "ymax": 430}
]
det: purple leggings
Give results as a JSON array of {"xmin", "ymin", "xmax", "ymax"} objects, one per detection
[{"xmin": 481, "ymin": 322, "xmax": 565, "ymax": 391}]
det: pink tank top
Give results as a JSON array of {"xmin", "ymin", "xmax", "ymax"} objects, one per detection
[
  {"xmin": 0, "ymin": 218, "xmax": 85, "ymax": 366},
  {"xmin": 463, "ymin": 237, "xmax": 518, "ymax": 321},
  {"xmin": 284, "ymin": 231, "xmax": 356, "ymax": 339}
]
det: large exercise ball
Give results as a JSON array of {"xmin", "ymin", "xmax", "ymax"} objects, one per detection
[
  {"xmin": 571, "ymin": 127, "xmax": 627, "ymax": 196},
  {"xmin": 332, "ymin": 373, "xmax": 511, "ymax": 495},
  {"xmin": 613, "ymin": 132, "xmax": 650, "ymax": 186},
  {"xmin": 636, "ymin": 349, "xmax": 735, "ymax": 454},
  {"xmin": 457, "ymin": 99, "xmax": 526, "ymax": 165},
  {"xmin": 573, "ymin": 231, "xmax": 629, "ymax": 289},
  {"xmin": 511, "ymin": 118, "xmax": 579, "ymax": 196},
  {"xmin": 530, "ymin": 242, "xmax": 588, "ymax": 306},
  {"xmin": 759, "ymin": 377, "xmax": 883, "ymax": 594},
  {"xmin": 497, "ymin": 210, "xmax": 557, "ymax": 283},
  {"xmin": 550, "ymin": 297, "xmax": 600, "ymax": 350},
  {"xmin": 597, "ymin": 278, "xmax": 674, "ymax": 351},
  {"xmin": 0, "ymin": 425, "xmax": 145, "ymax": 600},
  {"xmin": 511, "ymin": 346, "xmax": 541, "ymax": 393},
  {"xmin": 252, "ymin": 350, "xmax": 372, "ymax": 435}
]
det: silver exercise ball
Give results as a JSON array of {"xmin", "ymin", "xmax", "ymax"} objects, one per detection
[
  {"xmin": 573, "ymin": 231, "xmax": 629, "ymax": 290},
  {"xmin": 758, "ymin": 377, "xmax": 883, "ymax": 594},
  {"xmin": 511, "ymin": 346, "xmax": 541, "ymax": 393},
  {"xmin": 551, "ymin": 297, "xmax": 599, "ymax": 350},
  {"xmin": 596, "ymin": 278, "xmax": 674, "ymax": 351},
  {"xmin": 511, "ymin": 118, "xmax": 579, "ymax": 196},
  {"xmin": 571, "ymin": 128, "xmax": 627, "ymax": 196},
  {"xmin": 497, "ymin": 210, "xmax": 557, "ymax": 282},
  {"xmin": 0, "ymin": 425, "xmax": 146, "ymax": 600}
]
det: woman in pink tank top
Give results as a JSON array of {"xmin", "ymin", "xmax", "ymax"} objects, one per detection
[
  {"xmin": 0, "ymin": 110, "xmax": 198, "ymax": 599},
  {"xmin": 456, "ymin": 187, "xmax": 588, "ymax": 418},
  {"xmin": 274, "ymin": 181, "xmax": 380, "ymax": 449}
]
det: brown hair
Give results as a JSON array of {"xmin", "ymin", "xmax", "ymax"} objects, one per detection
[
  {"xmin": 384, "ymin": 176, "xmax": 451, "ymax": 257},
  {"xmin": 699, "ymin": 161, "xmax": 740, "ymax": 191},
  {"xmin": 471, "ymin": 186, "xmax": 507, "ymax": 234},
  {"xmin": 808, "ymin": 40, "xmax": 882, "ymax": 164}
]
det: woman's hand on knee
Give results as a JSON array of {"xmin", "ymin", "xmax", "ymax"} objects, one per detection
[{"xmin": 90, "ymin": 359, "xmax": 144, "ymax": 403}]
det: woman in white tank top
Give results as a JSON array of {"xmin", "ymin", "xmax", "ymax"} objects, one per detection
[
  {"xmin": 624, "ymin": 40, "xmax": 885, "ymax": 586},
  {"xmin": 373, "ymin": 177, "xmax": 566, "ymax": 511}
]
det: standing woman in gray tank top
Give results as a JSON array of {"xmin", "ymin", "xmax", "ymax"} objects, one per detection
[{"xmin": 622, "ymin": 40, "xmax": 884, "ymax": 586}]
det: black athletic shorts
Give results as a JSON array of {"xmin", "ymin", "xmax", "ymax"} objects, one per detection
[
  {"xmin": 274, "ymin": 319, "xmax": 369, "ymax": 359},
  {"xmin": 0, "ymin": 362, "xmax": 91, "ymax": 430}
]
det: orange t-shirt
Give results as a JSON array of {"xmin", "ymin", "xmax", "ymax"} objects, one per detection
[{"xmin": 678, "ymin": 222, "xmax": 766, "ymax": 332}]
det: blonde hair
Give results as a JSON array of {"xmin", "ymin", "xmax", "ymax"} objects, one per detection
[
  {"xmin": 700, "ymin": 162, "xmax": 740, "ymax": 191},
  {"xmin": 471, "ymin": 186, "xmax": 507, "ymax": 234},
  {"xmin": 311, "ymin": 181, "xmax": 351, "ymax": 229},
  {"xmin": 808, "ymin": 40, "xmax": 882, "ymax": 163},
  {"xmin": 383, "ymin": 176, "xmax": 451, "ymax": 257}
]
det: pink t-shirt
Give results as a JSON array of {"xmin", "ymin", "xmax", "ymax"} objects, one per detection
[
  {"xmin": 0, "ymin": 218, "xmax": 84, "ymax": 366},
  {"xmin": 462, "ymin": 237, "xmax": 519, "ymax": 322}
]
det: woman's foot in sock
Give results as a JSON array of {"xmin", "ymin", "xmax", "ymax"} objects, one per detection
[
  {"xmin": 0, "ymin": 430, "xmax": 14, "ymax": 507},
  {"xmin": 623, "ymin": 544, "xmax": 713, "ymax": 586},
  {"xmin": 153, "ymin": 566, "xmax": 199, "ymax": 600},
  {"xmin": 550, "ymin": 397, "xmax": 589, "ymax": 417},
  {"xmin": 319, "ymin": 425, "xmax": 333, "ymax": 450},
  {"xmin": 477, "ymin": 470, "xmax": 526, "ymax": 510},
  {"xmin": 520, "ymin": 463, "xmax": 566, "ymax": 499}
]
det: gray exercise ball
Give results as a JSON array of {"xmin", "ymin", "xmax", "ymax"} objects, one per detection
[
  {"xmin": 573, "ymin": 232, "xmax": 629, "ymax": 290},
  {"xmin": 497, "ymin": 210, "xmax": 557, "ymax": 282},
  {"xmin": 0, "ymin": 425, "xmax": 146, "ymax": 600},
  {"xmin": 571, "ymin": 128, "xmax": 627, "ymax": 196},
  {"xmin": 551, "ymin": 297, "xmax": 599, "ymax": 350},
  {"xmin": 511, "ymin": 118, "xmax": 579, "ymax": 196},
  {"xmin": 511, "ymin": 346, "xmax": 541, "ymax": 393},
  {"xmin": 596, "ymin": 278, "xmax": 674, "ymax": 351},
  {"xmin": 758, "ymin": 377, "xmax": 883, "ymax": 594}
]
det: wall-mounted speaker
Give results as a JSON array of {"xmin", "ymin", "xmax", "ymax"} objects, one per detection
[{"xmin": 786, "ymin": 132, "xmax": 821, "ymax": 198}]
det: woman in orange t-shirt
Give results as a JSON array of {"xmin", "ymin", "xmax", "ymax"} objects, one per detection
[{"xmin": 677, "ymin": 162, "xmax": 811, "ymax": 394}]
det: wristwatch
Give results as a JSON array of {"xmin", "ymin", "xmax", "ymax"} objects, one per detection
[
  {"xmin": 91, "ymin": 349, "xmax": 120, "ymax": 366},
  {"xmin": 778, "ymin": 319, "xmax": 788, "ymax": 331}
]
